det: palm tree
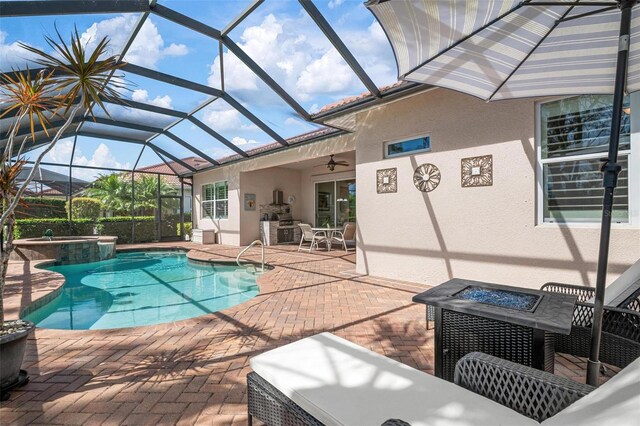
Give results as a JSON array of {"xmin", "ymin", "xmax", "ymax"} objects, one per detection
[
  {"xmin": 134, "ymin": 174, "xmax": 178, "ymax": 214},
  {"xmin": 0, "ymin": 28, "xmax": 126, "ymax": 327},
  {"xmin": 86, "ymin": 174, "xmax": 132, "ymax": 215}
]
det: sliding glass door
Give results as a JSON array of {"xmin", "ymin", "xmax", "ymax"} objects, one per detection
[{"xmin": 315, "ymin": 179, "xmax": 356, "ymax": 227}]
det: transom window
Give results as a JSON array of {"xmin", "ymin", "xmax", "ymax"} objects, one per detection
[
  {"xmin": 538, "ymin": 95, "xmax": 631, "ymax": 224},
  {"xmin": 384, "ymin": 135, "xmax": 430, "ymax": 158},
  {"xmin": 202, "ymin": 182, "xmax": 228, "ymax": 220}
]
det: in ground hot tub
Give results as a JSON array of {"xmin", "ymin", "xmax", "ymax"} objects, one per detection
[{"xmin": 11, "ymin": 236, "xmax": 117, "ymax": 264}]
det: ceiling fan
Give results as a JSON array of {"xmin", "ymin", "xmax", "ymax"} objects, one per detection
[{"xmin": 319, "ymin": 155, "xmax": 349, "ymax": 171}]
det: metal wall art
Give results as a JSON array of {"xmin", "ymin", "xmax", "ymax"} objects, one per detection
[
  {"xmin": 413, "ymin": 163, "xmax": 441, "ymax": 192},
  {"xmin": 376, "ymin": 168, "xmax": 398, "ymax": 193},
  {"xmin": 461, "ymin": 155, "xmax": 493, "ymax": 187}
]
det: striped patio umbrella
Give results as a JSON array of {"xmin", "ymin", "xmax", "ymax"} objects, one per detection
[{"xmin": 366, "ymin": 0, "xmax": 638, "ymax": 386}]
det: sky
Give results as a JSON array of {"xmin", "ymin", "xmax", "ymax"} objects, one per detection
[{"xmin": 0, "ymin": 0, "xmax": 398, "ymax": 181}]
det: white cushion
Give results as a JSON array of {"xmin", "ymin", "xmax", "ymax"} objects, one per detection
[
  {"xmin": 594, "ymin": 257, "xmax": 640, "ymax": 305},
  {"xmin": 250, "ymin": 332, "xmax": 537, "ymax": 426},
  {"xmin": 542, "ymin": 356, "xmax": 640, "ymax": 426}
]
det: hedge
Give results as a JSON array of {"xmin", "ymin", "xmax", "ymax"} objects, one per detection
[
  {"xmin": 14, "ymin": 216, "xmax": 187, "ymax": 243},
  {"xmin": 14, "ymin": 218, "xmax": 95, "ymax": 239},
  {"xmin": 15, "ymin": 197, "xmax": 67, "ymax": 219},
  {"xmin": 67, "ymin": 197, "xmax": 101, "ymax": 221},
  {"xmin": 97, "ymin": 216, "xmax": 157, "ymax": 244}
]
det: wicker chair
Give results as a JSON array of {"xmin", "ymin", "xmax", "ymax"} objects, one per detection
[
  {"xmin": 247, "ymin": 352, "xmax": 595, "ymax": 425},
  {"xmin": 540, "ymin": 281, "xmax": 640, "ymax": 369}
]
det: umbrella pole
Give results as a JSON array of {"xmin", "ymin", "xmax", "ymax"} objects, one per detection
[{"xmin": 586, "ymin": 0, "xmax": 635, "ymax": 387}]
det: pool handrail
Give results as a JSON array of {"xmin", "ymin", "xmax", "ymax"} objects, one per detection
[{"xmin": 236, "ymin": 239, "xmax": 265, "ymax": 273}]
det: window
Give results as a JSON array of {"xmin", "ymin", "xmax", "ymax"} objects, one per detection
[
  {"xmin": 384, "ymin": 135, "xmax": 430, "ymax": 158},
  {"xmin": 315, "ymin": 179, "xmax": 356, "ymax": 227},
  {"xmin": 202, "ymin": 182, "xmax": 228, "ymax": 219},
  {"xmin": 538, "ymin": 95, "xmax": 631, "ymax": 224}
]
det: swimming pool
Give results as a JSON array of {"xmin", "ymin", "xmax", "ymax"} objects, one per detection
[{"xmin": 23, "ymin": 251, "xmax": 260, "ymax": 330}]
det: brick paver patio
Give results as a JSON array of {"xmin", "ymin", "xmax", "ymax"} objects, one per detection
[{"xmin": 1, "ymin": 243, "xmax": 617, "ymax": 425}]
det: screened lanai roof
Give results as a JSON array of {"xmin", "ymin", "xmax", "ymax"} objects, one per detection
[{"xmin": 1, "ymin": 0, "xmax": 426, "ymax": 179}]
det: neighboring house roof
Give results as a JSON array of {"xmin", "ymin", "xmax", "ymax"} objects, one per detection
[
  {"xmin": 133, "ymin": 157, "xmax": 208, "ymax": 185},
  {"xmin": 25, "ymin": 187, "xmax": 65, "ymax": 197}
]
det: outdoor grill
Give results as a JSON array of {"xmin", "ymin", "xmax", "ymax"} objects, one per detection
[{"xmin": 273, "ymin": 212, "xmax": 294, "ymax": 227}]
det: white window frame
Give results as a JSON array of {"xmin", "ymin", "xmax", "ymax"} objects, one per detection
[
  {"xmin": 201, "ymin": 181, "xmax": 228, "ymax": 220},
  {"xmin": 383, "ymin": 134, "xmax": 431, "ymax": 159},
  {"xmin": 535, "ymin": 96, "xmax": 638, "ymax": 228}
]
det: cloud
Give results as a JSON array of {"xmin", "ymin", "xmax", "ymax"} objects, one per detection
[
  {"xmin": 208, "ymin": 13, "xmax": 358, "ymax": 104},
  {"xmin": 0, "ymin": 31, "xmax": 41, "ymax": 71},
  {"xmin": 80, "ymin": 15, "xmax": 188, "ymax": 68},
  {"xmin": 45, "ymin": 137, "xmax": 75, "ymax": 164},
  {"xmin": 202, "ymin": 105, "xmax": 258, "ymax": 132},
  {"xmin": 296, "ymin": 49, "xmax": 356, "ymax": 96},
  {"xmin": 131, "ymin": 89, "xmax": 173, "ymax": 109},
  {"xmin": 328, "ymin": 0, "xmax": 345, "ymax": 9},
  {"xmin": 338, "ymin": 21, "xmax": 398, "ymax": 85},
  {"xmin": 231, "ymin": 136, "xmax": 260, "ymax": 146},
  {"xmin": 45, "ymin": 139, "xmax": 131, "ymax": 180}
]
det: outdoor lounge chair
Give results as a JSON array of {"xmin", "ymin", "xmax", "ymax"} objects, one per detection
[
  {"xmin": 298, "ymin": 224, "xmax": 329, "ymax": 252},
  {"xmin": 541, "ymin": 259, "xmax": 640, "ymax": 369},
  {"xmin": 247, "ymin": 332, "xmax": 640, "ymax": 425},
  {"xmin": 330, "ymin": 222, "xmax": 356, "ymax": 252}
]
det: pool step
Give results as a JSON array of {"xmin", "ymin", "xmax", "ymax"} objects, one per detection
[{"xmin": 236, "ymin": 264, "xmax": 265, "ymax": 277}]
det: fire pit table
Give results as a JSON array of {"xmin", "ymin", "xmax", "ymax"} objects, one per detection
[{"xmin": 413, "ymin": 278, "xmax": 577, "ymax": 382}]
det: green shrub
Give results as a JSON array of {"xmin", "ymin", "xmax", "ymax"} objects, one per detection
[
  {"xmin": 15, "ymin": 197, "xmax": 67, "ymax": 219},
  {"xmin": 14, "ymin": 218, "xmax": 95, "ymax": 239},
  {"xmin": 97, "ymin": 216, "xmax": 156, "ymax": 244},
  {"xmin": 177, "ymin": 222, "xmax": 192, "ymax": 238},
  {"xmin": 67, "ymin": 197, "xmax": 101, "ymax": 220}
]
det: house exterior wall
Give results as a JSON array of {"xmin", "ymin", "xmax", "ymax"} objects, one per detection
[
  {"xmin": 192, "ymin": 87, "xmax": 639, "ymax": 289},
  {"xmin": 192, "ymin": 133, "xmax": 355, "ymax": 246},
  {"xmin": 240, "ymin": 167, "xmax": 302, "ymax": 245},
  {"xmin": 354, "ymin": 88, "xmax": 640, "ymax": 288}
]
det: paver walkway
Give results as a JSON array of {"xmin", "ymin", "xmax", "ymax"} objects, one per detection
[{"xmin": 1, "ymin": 243, "xmax": 617, "ymax": 425}]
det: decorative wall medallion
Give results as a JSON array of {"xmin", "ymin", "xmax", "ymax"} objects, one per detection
[
  {"xmin": 413, "ymin": 163, "xmax": 441, "ymax": 192},
  {"xmin": 376, "ymin": 168, "xmax": 397, "ymax": 193},
  {"xmin": 461, "ymin": 155, "xmax": 493, "ymax": 187}
]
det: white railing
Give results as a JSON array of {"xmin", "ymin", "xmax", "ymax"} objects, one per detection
[{"xmin": 236, "ymin": 239, "xmax": 265, "ymax": 273}]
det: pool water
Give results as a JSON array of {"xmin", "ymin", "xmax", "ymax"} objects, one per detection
[{"xmin": 23, "ymin": 251, "xmax": 259, "ymax": 330}]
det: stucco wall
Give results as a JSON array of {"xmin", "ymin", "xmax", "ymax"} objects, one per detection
[
  {"xmin": 354, "ymin": 88, "xmax": 640, "ymax": 288},
  {"xmin": 192, "ymin": 167, "xmax": 241, "ymax": 246},
  {"xmin": 240, "ymin": 167, "xmax": 302, "ymax": 245},
  {"xmin": 193, "ymin": 133, "xmax": 355, "ymax": 246}
]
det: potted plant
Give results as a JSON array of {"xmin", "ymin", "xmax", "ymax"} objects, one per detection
[{"xmin": 0, "ymin": 29, "xmax": 125, "ymax": 399}]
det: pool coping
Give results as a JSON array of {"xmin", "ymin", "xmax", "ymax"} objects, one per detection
[{"xmin": 18, "ymin": 246, "xmax": 276, "ymax": 326}]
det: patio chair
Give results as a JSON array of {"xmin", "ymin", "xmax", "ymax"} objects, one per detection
[
  {"xmin": 540, "ymin": 259, "xmax": 640, "ymax": 369},
  {"xmin": 247, "ymin": 332, "xmax": 640, "ymax": 425},
  {"xmin": 330, "ymin": 222, "xmax": 356, "ymax": 252},
  {"xmin": 297, "ymin": 224, "xmax": 329, "ymax": 253}
]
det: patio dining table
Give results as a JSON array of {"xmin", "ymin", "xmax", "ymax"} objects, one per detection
[
  {"xmin": 413, "ymin": 278, "xmax": 577, "ymax": 381},
  {"xmin": 311, "ymin": 227, "xmax": 342, "ymax": 250}
]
